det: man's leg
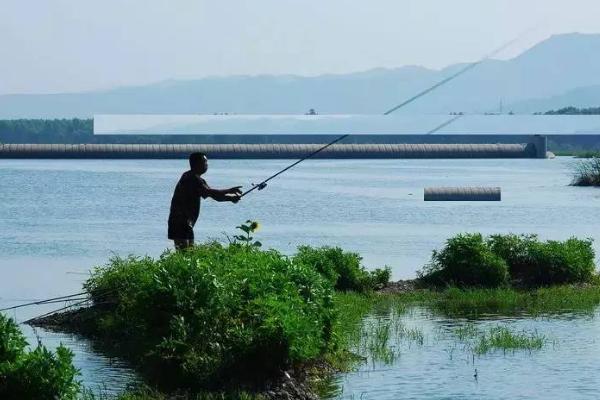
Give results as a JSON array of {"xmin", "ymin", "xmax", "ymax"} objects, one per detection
[
  {"xmin": 174, "ymin": 239, "xmax": 193, "ymax": 250},
  {"xmin": 174, "ymin": 238, "xmax": 195, "ymax": 250}
]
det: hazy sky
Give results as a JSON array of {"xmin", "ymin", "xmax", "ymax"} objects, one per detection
[{"xmin": 2, "ymin": 0, "xmax": 600, "ymax": 94}]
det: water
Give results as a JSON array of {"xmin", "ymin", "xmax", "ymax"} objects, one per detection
[
  {"xmin": 1, "ymin": 157, "xmax": 600, "ymax": 395},
  {"xmin": 328, "ymin": 306, "xmax": 600, "ymax": 400}
]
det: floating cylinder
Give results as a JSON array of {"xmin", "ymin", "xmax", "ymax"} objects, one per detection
[{"xmin": 424, "ymin": 187, "xmax": 501, "ymax": 201}]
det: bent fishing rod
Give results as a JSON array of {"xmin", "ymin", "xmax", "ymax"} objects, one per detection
[{"xmin": 241, "ymin": 31, "xmax": 530, "ymax": 198}]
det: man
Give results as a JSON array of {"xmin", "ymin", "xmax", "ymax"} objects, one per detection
[{"xmin": 168, "ymin": 152, "xmax": 242, "ymax": 250}]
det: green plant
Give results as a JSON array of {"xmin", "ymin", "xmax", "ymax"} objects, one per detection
[
  {"xmin": 418, "ymin": 233, "xmax": 508, "ymax": 288},
  {"xmin": 487, "ymin": 234, "xmax": 538, "ymax": 283},
  {"xmin": 232, "ymin": 220, "xmax": 262, "ymax": 249},
  {"xmin": 0, "ymin": 314, "xmax": 80, "ymax": 400},
  {"xmin": 293, "ymin": 246, "xmax": 390, "ymax": 292}
]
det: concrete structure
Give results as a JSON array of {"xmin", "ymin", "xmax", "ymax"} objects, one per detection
[
  {"xmin": 424, "ymin": 187, "xmax": 501, "ymax": 201},
  {"xmin": 0, "ymin": 140, "xmax": 547, "ymax": 159}
]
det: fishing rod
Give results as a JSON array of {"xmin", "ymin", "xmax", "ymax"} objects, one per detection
[
  {"xmin": 241, "ymin": 134, "xmax": 349, "ymax": 197},
  {"xmin": 426, "ymin": 114, "xmax": 464, "ymax": 135},
  {"xmin": 241, "ymin": 32, "xmax": 530, "ymax": 197},
  {"xmin": 0, "ymin": 291, "xmax": 90, "ymax": 312},
  {"xmin": 382, "ymin": 34, "xmax": 525, "ymax": 115}
]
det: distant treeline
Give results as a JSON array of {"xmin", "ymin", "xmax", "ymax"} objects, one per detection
[
  {"xmin": 0, "ymin": 119, "xmax": 324, "ymax": 144},
  {"xmin": 541, "ymin": 106, "xmax": 600, "ymax": 115}
]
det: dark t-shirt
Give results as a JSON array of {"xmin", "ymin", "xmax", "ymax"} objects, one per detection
[{"xmin": 167, "ymin": 171, "xmax": 210, "ymax": 239}]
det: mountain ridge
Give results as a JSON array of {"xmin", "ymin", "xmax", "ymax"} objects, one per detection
[{"xmin": 1, "ymin": 33, "xmax": 600, "ymax": 118}]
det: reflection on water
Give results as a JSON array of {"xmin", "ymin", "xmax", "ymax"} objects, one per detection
[{"xmin": 1, "ymin": 158, "xmax": 600, "ymax": 395}]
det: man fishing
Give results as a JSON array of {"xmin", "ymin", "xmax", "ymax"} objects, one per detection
[{"xmin": 168, "ymin": 152, "xmax": 242, "ymax": 250}]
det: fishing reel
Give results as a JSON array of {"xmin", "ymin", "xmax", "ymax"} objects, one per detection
[{"xmin": 252, "ymin": 182, "xmax": 267, "ymax": 191}]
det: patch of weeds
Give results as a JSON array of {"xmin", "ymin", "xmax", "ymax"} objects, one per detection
[{"xmin": 473, "ymin": 326, "xmax": 545, "ymax": 355}]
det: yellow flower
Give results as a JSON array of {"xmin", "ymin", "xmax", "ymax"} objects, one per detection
[{"xmin": 250, "ymin": 221, "xmax": 260, "ymax": 232}]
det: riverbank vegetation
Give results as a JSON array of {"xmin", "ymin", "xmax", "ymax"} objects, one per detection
[{"xmin": 20, "ymin": 227, "xmax": 600, "ymax": 399}]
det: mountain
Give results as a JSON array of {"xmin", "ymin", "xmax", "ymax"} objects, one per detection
[{"xmin": 2, "ymin": 33, "xmax": 600, "ymax": 118}]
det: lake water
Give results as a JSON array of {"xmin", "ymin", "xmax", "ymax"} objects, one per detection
[
  {"xmin": 328, "ymin": 306, "xmax": 600, "ymax": 400},
  {"xmin": 1, "ymin": 157, "xmax": 600, "ymax": 396}
]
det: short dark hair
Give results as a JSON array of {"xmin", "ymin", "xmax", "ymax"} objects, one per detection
[{"xmin": 189, "ymin": 152, "xmax": 207, "ymax": 169}]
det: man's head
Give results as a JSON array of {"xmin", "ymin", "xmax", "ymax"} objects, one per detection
[{"xmin": 189, "ymin": 152, "xmax": 208, "ymax": 175}]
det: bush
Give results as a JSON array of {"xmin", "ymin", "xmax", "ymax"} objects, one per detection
[
  {"xmin": 0, "ymin": 314, "xmax": 80, "ymax": 400},
  {"xmin": 487, "ymin": 234, "xmax": 539, "ymax": 283},
  {"xmin": 421, "ymin": 233, "xmax": 597, "ymax": 288},
  {"xmin": 84, "ymin": 243, "xmax": 335, "ymax": 390},
  {"xmin": 418, "ymin": 233, "xmax": 508, "ymax": 288},
  {"xmin": 293, "ymin": 246, "xmax": 390, "ymax": 292},
  {"xmin": 572, "ymin": 157, "xmax": 600, "ymax": 186},
  {"xmin": 525, "ymin": 238, "xmax": 596, "ymax": 285}
]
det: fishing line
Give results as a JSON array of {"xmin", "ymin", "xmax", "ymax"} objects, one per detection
[{"xmin": 241, "ymin": 31, "xmax": 531, "ymax": 197}]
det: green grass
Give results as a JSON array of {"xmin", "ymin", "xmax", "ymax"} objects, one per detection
[
  {"xmin": 473, "ymin": 326, "xmax": 545, "ymax": 355},
  {"xmin": 331, "ymin": 293, "xmax": 427, "ymax": 367},
  {"xmin": 553, "ymin": 150, "xmax": 600, "ymax": 158},
  {"xmin": 453, "ymin": 323, "xmax": 545, "ymax": 355}
]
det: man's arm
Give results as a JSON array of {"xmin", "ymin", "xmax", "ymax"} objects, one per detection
[{"xmin": 205, "ymin": 186, "xmax": 242, "ymax": 202}]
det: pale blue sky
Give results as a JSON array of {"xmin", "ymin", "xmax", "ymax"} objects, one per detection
[{"xmin": 2, "ymin": 0, "xmax": 599, "ymax": 94}]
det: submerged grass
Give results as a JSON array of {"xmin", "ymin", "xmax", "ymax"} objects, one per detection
[
  {"xmin": 473, "ymin": 326, "xmax": 545, "ymax": 355},
  {"xmin": 453, "ymin": 323, "xmax": 546, "ymax": 355},
  {"xmin": 429, "ymin": 285, "xmax": 600, "ymax": 316},
  {"xmin": 332, "ymin": 293, "xmax": 425, "ymax": 367}
]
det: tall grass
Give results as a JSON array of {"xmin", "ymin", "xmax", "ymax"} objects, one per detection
[
  {"xmin": 572, "ymin": 157, "xmax": 600, "ymax": 186},
  {"xmin": 332, "ymin": 294, "xmax": 425, "ymax": 367},
  {"xmin": 473, "ymin": 326, "xmax": 545, "ymax": 355}
]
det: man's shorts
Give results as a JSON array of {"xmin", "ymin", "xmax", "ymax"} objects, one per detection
[{"xmin": 168, "ymin": 218, "xmax": 194, "ymax": 241}]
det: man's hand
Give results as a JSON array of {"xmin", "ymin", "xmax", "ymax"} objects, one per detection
[
  {"xmin": 227, "ymin": 186, "xmax": 243, "ymax": 195},
  {"xmin": 229, "ymin": 193, "xmax": 241, "ymax": 204}
]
